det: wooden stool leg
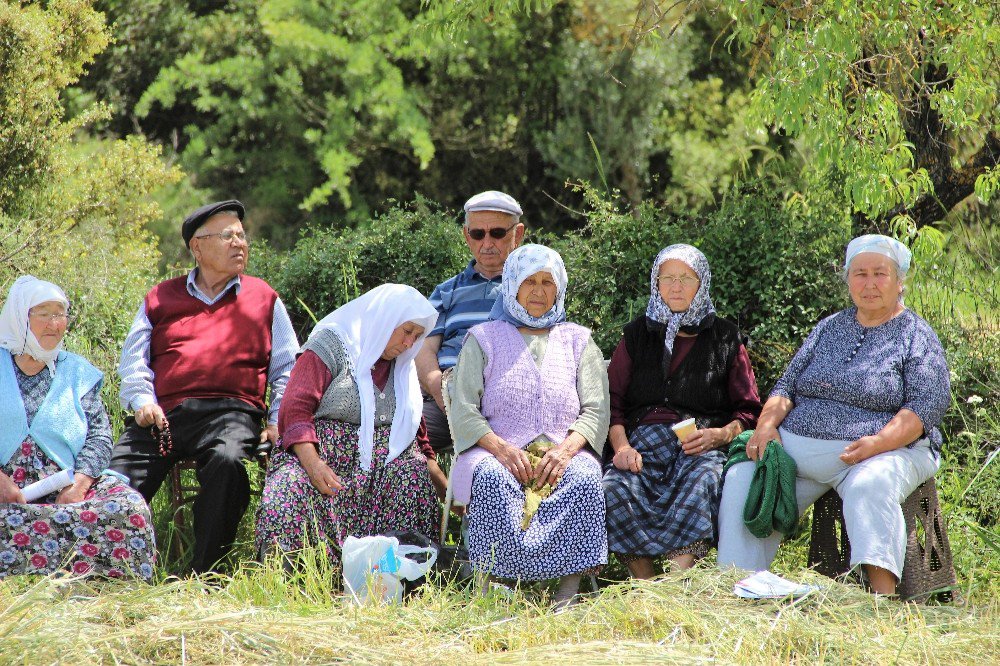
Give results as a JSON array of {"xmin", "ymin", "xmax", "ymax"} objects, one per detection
[{"xmin": 169, "ymin": 464, "xmax": 185, "ymax": 562}]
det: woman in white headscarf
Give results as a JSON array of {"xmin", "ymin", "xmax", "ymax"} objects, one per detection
[
  {"xmin": 255, "ymin": 284, "xmax": 443, "ymax": 560},
  {"xmin": 449, "ymin": 244, "xmax": 610, "ymax": 606},
  {"xmin": 0, "ymin": 276, "xmax": 156, "ymax": 580},
  {"xmin": 603, "ymin": 244, "xmax": 762, "ymax": 578},
  {"xmin": 718, "ymin": 235, "xmax": 950, "ymax": 595}
]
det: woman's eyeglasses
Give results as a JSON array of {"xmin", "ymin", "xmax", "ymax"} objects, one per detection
[
  {"xmin": 28, "ymin": 312, "xmax": 71, "ymax": 323},
  {"xmin": 467, "ymin": 223, "xmax": 517, "ymax": 241},
  {"xmin": 657, "ymin": 275, "xmax": 699, "ymax": 288}
]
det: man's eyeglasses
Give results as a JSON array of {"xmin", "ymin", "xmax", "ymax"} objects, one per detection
[
  {"xmin": 194, "ymin": 230, "xmax": 249, "ymax": 243},
  {"xmin": 467, "ymin": 223, "xmax": 517, "ymax": 241},
  {"xmin": 657, "ymin": 275, "xmax": 699, "ymax": 288},
  {"xmin": 29, "ymin": 312, "xmax": 71, "ymax": 323}
]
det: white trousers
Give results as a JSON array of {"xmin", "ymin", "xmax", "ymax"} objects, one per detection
[{"xmin": 717, "ymin": 428, "xmax": 939, "ymax": 579}]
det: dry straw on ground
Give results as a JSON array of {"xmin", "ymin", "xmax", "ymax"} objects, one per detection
[{"xmin": 0, "ymin": 562, "xmax": 996, "ymax": 665}]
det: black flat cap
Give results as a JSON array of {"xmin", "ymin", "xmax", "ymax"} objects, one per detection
[{"xmin": 182, "ymin": 199, "xmax": 245, "ymax": 247}]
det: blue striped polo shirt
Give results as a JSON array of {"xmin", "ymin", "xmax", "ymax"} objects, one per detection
[{"xmin": 429, "ymin": 261, "xmax": 503, "ymax": 369}]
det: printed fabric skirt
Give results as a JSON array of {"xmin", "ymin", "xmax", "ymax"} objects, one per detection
[
  {"xmin": 0, "ymin": 438, "xmax": 156, "ymax": 581},
  {"xmin": 254, "ymin": 419, "xmax": 439, "ymax": 561},
  {"xmin": 603, "ymin": 423, "xmax": 725, "ymax": 559},
  {"xmin": 467, "ymin": 453, "xmax": 607, "ymax": 581}
]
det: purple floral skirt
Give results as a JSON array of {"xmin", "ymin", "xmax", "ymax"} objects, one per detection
[
  {"xmin": 0, "ymin": 438, "xmax": 156, "ymax": 580},
  {"xmin": 254, "ymin": 419, "xmax": 439, "ymax": 561}
]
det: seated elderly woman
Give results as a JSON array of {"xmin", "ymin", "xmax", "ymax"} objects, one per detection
[
  {"xmin": 603, "ymin": 244, "xmax": 762, "ymax": 577},
  {"xmin": 449, "ymin": 244, "xmax": 610, "ymax": 605},
  {"xmin": 0, "ymin": 276, "xmax": 156, "ymax": 580},
  {"xmin": 255, "ymin": 284, "xmax": 445, "ymax": 559},
  {"xmin": 717, "ymin": 235, "xmax": 951, "ymax": 595}
]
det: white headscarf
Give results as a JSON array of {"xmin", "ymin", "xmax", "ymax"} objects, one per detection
[
  {"xmin": 845, "ymin": 234, "xmax": 912, "ymax": 274},
  {"xmin": 487, "ymin": 244, "xmax": 568, "ymax": 329},
  {"xmin": 307, "ymin": 284, "xmax": 438, "ymax": 470},
  {"xmin": 0, "ymin": 276, "xmax": 70, "ymax": 376}
]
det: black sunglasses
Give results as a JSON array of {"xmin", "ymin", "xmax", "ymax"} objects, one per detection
[{"xmin": 467, "ymin": 223, "xmax": 517, "ymax": 241}]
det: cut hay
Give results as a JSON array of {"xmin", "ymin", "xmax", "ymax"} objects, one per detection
[{"xmin": 0, "ymin": 562, "xmax": 996, "ymax": 665}]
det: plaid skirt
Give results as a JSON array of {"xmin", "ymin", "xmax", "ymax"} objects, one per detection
[
  {"xmin": 254, "ymin": 419, "xmax": 439, "ymax": 561},
  {"xmin": 603, "ymin": 423, "xmax": 724, "ymax": 557}
]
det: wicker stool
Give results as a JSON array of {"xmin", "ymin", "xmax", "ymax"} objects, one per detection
[{"xmin": 808, "ymin": 479, "xmax": 958, "ymax": 602}]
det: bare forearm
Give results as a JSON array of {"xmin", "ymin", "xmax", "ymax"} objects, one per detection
[
  {"xmin": 560, "ymin": 431, "xmax": 588, "ymax": 454},
  {"xmin": 756, "ymin": 395, "xmax": 794, "ymax": 431},
  {"xmin": 873, "ymin": 409, "xmax": 926, "ymax": 452},
  {"xmin": 415, "ymin": 337, "xmax": 443, "ymax": 396},
  {"xmin": 475, "ymin": 431, "xmax": 507, "ymax": 456},
  {"xmin": 608, "ymin": 424, "xmax": 631, "ymax": 453}
]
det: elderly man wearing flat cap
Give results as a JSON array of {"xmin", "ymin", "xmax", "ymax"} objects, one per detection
[
  {"xmin": 110, "ymin": 200, "xmax": 298, "ymax": 573},
  {"xmin": 415, "ymin": 190, "xmax": 525, "ymax": 460}
]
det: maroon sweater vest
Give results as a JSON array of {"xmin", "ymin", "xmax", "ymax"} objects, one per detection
[{"xmin": 146, "ymin": 275, "xmax": 277, "ymax": 412}]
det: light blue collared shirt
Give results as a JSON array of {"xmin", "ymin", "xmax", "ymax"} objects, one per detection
[{"xmin": 117, "ymin": 270, "xmax": 298, "ymax": 424}]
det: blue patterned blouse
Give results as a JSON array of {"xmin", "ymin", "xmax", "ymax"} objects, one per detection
[
  {"xmin": 771, "ymin": 307, "xmax": 950, "ymax": 455},
  {"xmin": 13, "ymin": 364, "xmax": 112, "ymax": 478}
]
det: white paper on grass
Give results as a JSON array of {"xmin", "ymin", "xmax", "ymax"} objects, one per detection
[
  {"xmin": 734, "ymin": 570, "xmax": 820, "ymax": 599},
  {"xmin": 21, "ymin": 468, "xmax": 75, "ymax": 502}
]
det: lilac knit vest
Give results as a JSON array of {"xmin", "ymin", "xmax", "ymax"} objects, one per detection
[{"xmin": 470, "ymin": 320, "xmax": 590, "ymax": 448}]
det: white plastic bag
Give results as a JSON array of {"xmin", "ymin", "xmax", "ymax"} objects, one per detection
[{"xmin": 342, "ymin": 535, "xmax": 438, "ymax": 604}]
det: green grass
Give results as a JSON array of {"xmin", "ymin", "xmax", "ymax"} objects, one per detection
[{"xmin": 0, "ymin": 557, "xmax": 996, "ymax": 665}]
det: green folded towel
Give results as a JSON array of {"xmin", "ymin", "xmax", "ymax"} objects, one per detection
[{"xmin": 724, "ymin": 430, "xmax": 798, "ymax": 538}]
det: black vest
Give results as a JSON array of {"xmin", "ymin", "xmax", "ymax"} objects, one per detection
[{"xmin": 622, "ymin": 314, "xmax": 744, "ymax": 431}]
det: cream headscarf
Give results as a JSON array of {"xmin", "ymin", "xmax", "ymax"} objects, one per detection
[
  {"xmin": 308, "ymin": 284, "xmax": 438, "ymax": 470},
  {"xmin": 0, "ymin": 276, "xmax": 70, "ymax": 376}
]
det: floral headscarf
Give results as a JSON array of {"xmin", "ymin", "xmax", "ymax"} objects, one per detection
[
  {"xmin": 645, "ymin": 244, "xmax": 716, "ymax": 368},
  {"xmin": 488, "ymin": 244, "xmax": 568, "ymax": 330}
]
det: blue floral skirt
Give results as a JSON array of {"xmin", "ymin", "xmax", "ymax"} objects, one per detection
[
  {"xmin": 467, "ymin": 453, "xmax": 607, "ymax": 580},
  {"xmin": 0, "ymin": 438, "xmax": 156, "ymax": 580}
]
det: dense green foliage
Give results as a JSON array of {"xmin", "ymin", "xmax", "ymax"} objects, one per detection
[
  {"xmin": 259, "ymin": 198, "xmax": 469, "ymax": 337},
  {"xmin": 80, "ymin": 1, "xmax": 771, "ymax": 246},
  {"xmin": 0, "ymin": 0, "xmax": 178, "ymax": 414}
]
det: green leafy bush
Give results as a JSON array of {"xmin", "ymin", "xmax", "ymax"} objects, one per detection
[
  {"xmin": 265, "ymin": 198, "xmax": 469, "ymax": 336},
  {"xmin": 552, "ymin": 183, "xmax": 849, "ymax": 391}
]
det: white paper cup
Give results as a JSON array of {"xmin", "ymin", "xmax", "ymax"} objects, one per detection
[{"xmin": 670, "ymin": 418, "xmax": 697, "ymax": 441}]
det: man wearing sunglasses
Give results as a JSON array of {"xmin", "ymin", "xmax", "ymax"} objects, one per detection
[
  {"xmin": 110, "ymin": 199, "xmax": 298, "ymax": 573},
  {"xmin": 416, "ymin": 191, "xmax": 525, "ymax": 458}
]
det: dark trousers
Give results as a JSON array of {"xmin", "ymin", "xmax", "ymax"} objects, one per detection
[
  {"xmin": 109, "ymin": 398, "xmax": 263, "ymax": 573},
  {"xmin": 422, "ymin": 397, "xmax": 454, "ymax": 454}
]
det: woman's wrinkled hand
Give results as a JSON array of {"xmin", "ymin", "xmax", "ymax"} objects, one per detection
[
  {"xmin": 533, "ymin": 445, "xmax": 574, "ymax": 488},
  {"xmin": 55, "ymin": 476, "xmax": 92, "ymax": 505},
  {"xmin": 302, "ymin": 458, "xmax": 344, "ymax": 496},
  {"xmin": 840, "ymin": 436, "xmax": 882, "ymax": 465},
  {"xmin": 612, "ymin": 445, "xmax": 643, "ymax": 473},
  {"xmin": 681, "ymin": 427, "xmax": 729, "ymax": 456},
  {"xmin": 496, "ymin": 441, "xmax": 533, "ymax": 485},
  {"xmin": 0, "ymin": 471, "xmax": 25, "ymax": 504},
  {"xmin": 746, "ymin": 426, "xmax": 781, "ymax": 462}
]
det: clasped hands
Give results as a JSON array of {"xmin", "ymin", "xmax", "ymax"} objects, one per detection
[{"xmin": 496, "ymin": 439, "xmax": 573, "ymax": 489}]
